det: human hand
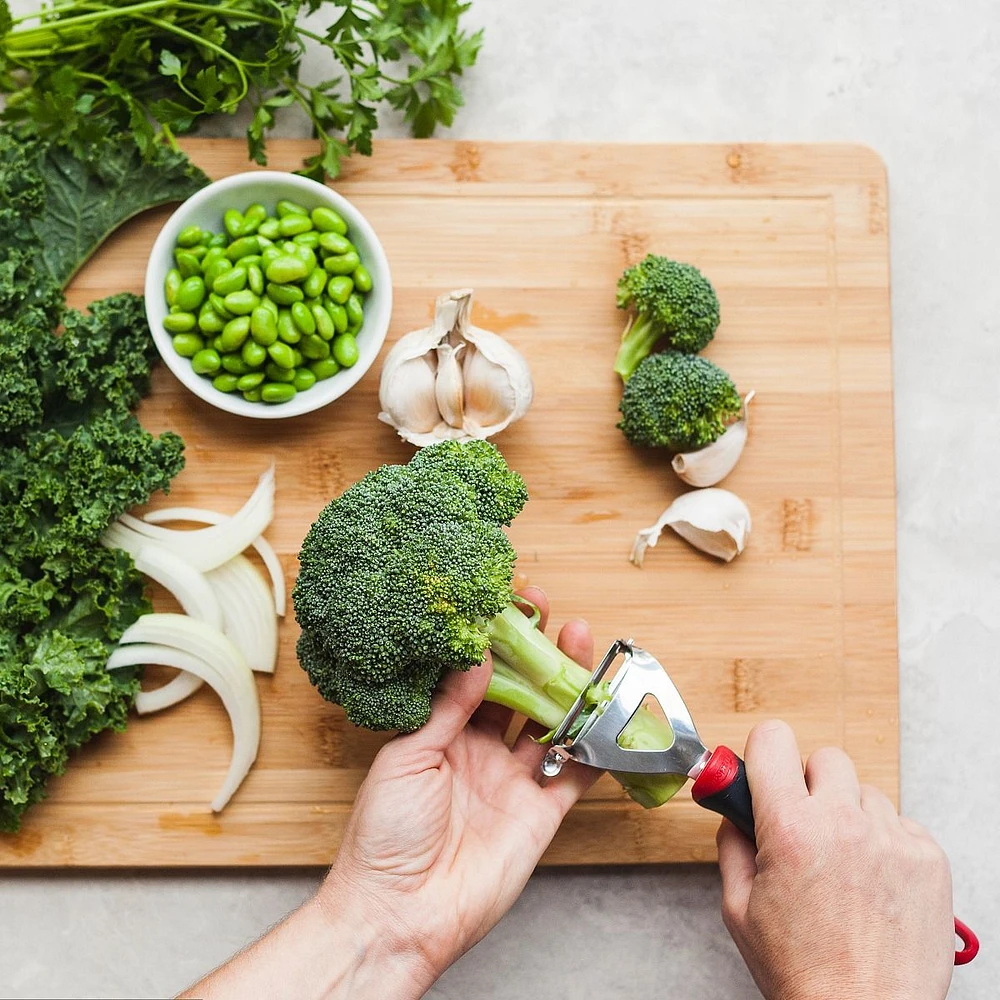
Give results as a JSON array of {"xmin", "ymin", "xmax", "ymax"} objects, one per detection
[
  {"xmin": 717, "ymin": 721, "xmax": 954, "ymax": 1000},
  {"xmin": 317, "ymin": 587, "xmax": 599, "ymax": 996}
]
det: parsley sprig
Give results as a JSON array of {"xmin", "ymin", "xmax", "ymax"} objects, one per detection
[{"xmin": 0, "ymin": 0, "xmax": 482, "ymax": 178}]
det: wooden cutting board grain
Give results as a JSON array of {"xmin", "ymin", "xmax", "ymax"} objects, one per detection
[{"xmin": 0, "ymin": 139, "xmax": 896, "ymax": 866}]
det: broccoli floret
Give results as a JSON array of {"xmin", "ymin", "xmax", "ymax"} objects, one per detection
[
  {"xmin": 292, "ymin": 440, "xmax": 686, "ymax": 808},
  {"xmin": 614, "ymin": 255, "xmax": 720, "ymax": 379},
  {"xmin": 617, "ymin": 351, "xmax": 742, "ymax": 452}
]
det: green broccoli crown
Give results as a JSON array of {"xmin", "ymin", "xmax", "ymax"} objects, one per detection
[
  {"xmin": 614, "ymin": 256, "xmax": 720, "ymax": 374},
  {"xmin": 617, "ymin": 351, "xmax": 742, "ymax": 452},
  {"xmin": 292, "ymin": 440, "xmax": 528, "ymax": 732}
]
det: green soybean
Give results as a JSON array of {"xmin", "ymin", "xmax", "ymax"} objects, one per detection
[
  {"xmin": 311, "ymin": 303, "xmax": 335, "ymax": 340},
  {"xmin": 265, "ymin": 255, "xmax": 309, "ymax": 284},
  {"xmin": 261, "ymin": 382, "xmax": 297, "ymax": 404},
  {"xmin": 241, "ymin": 340, "xmax": 268, "ymax": 369},
  {"xmin": 327, "ymin": 302, "xmax": 348, "ymax": 333},
  {"xmin": 277, "ymin": 199, "xmax": 309, "ymax": 218},
  {"xmin": 233, "ymin": 253, "xmax": 262, "ymax": 271},
  {"xmin": 277, "ymin": 310, "xmax": 301, "ymax": 344},
  {"xmin": 197, "ymin": 304, "xmax": 225, "ymax": 334},
  {"xmin": 260, "ymin": 296, "xmax": 279, "ymax": 319},
  {"xmin": 247, "ymin": 264, "xmax": 265, "ymax": 296},
  {"xmin": 223, "ymin": 289, "xmax": 260, "ymax": 315},
  {"xmin": 243, "ymin": 388, "xmax": 263, "ymax": 402},
  {"xmin": 224, "ymin": 209, "xmax": 245, "ymax": 238},
  {"xmin": 318, "ymin": 231, "xmax": 352, "ymax": 256},
  {"xmin": 266, "ymin": 281, "xmax": 304, "ymax": 305},
  {"xmin": 303, "ymin": 267, "xmax": 327, "ymax": 299},
  {"xmin": 352, "ymin": 264, "xmax": 373, "ymax": 293},
  {"xmin": 326, "ymin": 275, "xmax": 353, "ymax": 304},
  {"xmin": 212, "ymin": 267, "xmax": 247, "ymax": 296},
  {"xmin": 164, "ymin": 268, "xmax": 182, "ymax": 306},
  {"xmin": 212, "ymin": 373, "xmax": 241, "ymax": 393},
  {"xmin": 290, "ymin": 300, "xmax": 316, "ymax": 335},
  {"xmin": 250, "ymin": 307, "xmax": 278, "ymax": 346},
  {"xmin": 332, "ymin": 333, "xmax": 359, "ymax": 367},
  {"xmin": 261, "ymin": 245, "xmax": 283, "ymax": 268},
  {"xmin": 209, "ymin": 293, "xmax": 234, "ymax": 320},
  {"xmin": 292, "ymin": 368, "xmax": 317, "ymax": 392},
  {"xmin": 163, "ymin": 311, "xmax": 197, "ymax": 333},
  {"xmin": 346, "ymin": 293, "xmax": 365, "ymax": 328},
  {"xmin": 226, "ymin": 235, "xmax": 261, "ymax": 261},
  {"xmin": 300, "ymin": 334, "xmax": 330, "ymax": 360},
  {"xmin": 172, "ymin": 333, "xmax": 204, "ymax": 357},
  {"xmin": 309, "ymin": 358, "xmax": 340, "ymax": 380},
  {"xmin": 323, "ymin": 251, "xmax": 361, "ymax": 275},
  {"xmin": 176, "ymin": 225, "xmax": 203, "ymax": 248},
  {"xmin": 202, "ymin": 246, "xmax": 226, "ymax": 267},
  {"xmin": 258, "ymin": 217, "xmax": 281, "ymax": 240},
  {"xmin": 290, "ymin": 245, "xmax": 317, "ymax": 271},
  {"xmin": 175, "ymin": 251, "xmax": 201, "ymax": 278},
  {"xmin": 212, "ymin": 336, "xmax": 226, "ymax": 352},
  {"xmin": 204, "ymin": 257, "xmax": 233, "ymax": 289},
  {"xmin": 267, "ymin": 341, "xmax": 296, "ymax": 369},
  {"xmin": 293, "ymin": 231, "xmax": 321, "ymax": 249},
  {"xmin": 208, "ymin": 232, "xmax": 229, "ymax": 249},
  {"xmin": 220, "ymin": 316, "xmax": 251, "ymax": 351},
  {"xmin": 176, "ymin": 276, "xmax": 206, "ymax": 312},
  {"xmin": 311, "ymin": 206, "xmax": 347, "ymax": 234},
  {"xmin": 236, "ymin": 372, "xmax": 266, "ymax": 391},
  {"xmin": 279, "ymin": 213, "xmax": 313, "ymax": 236},
  {"xmin": 222, "ymin": 354, "xmax": 251, "ymax": 375},
  {"xmin": 239, "ymin": 203, "xmax": 267, "ymax": 235},
  {"xmin": 265, "ymin": 362, "xmax": 297, "ymax": 383},
  {"xmin": 191, "ymin": 348, "xmax": 222, "ymax": 375}
]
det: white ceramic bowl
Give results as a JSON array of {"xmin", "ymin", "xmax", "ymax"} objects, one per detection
[{"xmin": 145, "ymin": 171, "xmax": 391, "ymax": 419}]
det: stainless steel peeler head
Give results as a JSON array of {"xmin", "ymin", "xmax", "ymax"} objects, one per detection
[{"xmin": 541, "ymin": 640, "xmax": 711, "ymax": 779}]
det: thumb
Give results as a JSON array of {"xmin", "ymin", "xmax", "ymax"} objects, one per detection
[
  {"xmin": 412, "ymin": 655, "xmax": 493, "ymax": 751},
  {"xmin": 717, "ymin": 819, "xmax": 756, "ymax": 928}
]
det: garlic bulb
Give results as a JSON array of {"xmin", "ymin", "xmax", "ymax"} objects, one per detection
[
  {"xmin": 672, "ymin": 391, "xmax": 755, "ymax": 488},
  {"xmin": 379, "ymin": 289, "xmax": 534, "ymax": 446},
  {"xmin": 630, "ymin": 488, "xmax": 752, "ymax": 566}
]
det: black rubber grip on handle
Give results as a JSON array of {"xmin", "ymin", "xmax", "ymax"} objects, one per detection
[{"xmin": 691, "ymin": 745, "xmax": 756, "ymax": 842}]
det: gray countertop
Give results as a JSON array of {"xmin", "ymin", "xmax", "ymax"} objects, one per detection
[{"xmin": 3, "ymin": 1, "xmax": 998, "ymax": 996}]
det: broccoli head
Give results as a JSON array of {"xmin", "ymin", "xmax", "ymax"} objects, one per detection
[
  {"xmin": 614, "ymin": 255, "xmax": 720, "ymax": 379},
  {"xmin": 617, "ymin": 351, "xmax": 742, "ymax": 452}
]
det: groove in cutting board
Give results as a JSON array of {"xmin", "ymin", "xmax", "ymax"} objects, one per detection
[{"xmin": 0, "ymin": 139, "xmax": 895, "ymax": 867}]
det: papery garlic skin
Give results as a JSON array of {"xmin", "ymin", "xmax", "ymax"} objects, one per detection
[
  {"xmin": 672, "ymin": 391, "xmax": 755, "ymax": 488},
  {"xmin": 378, "ymin": 289, "xmax": 534, "ymax": 446},
  {"xmin": 630, "ymin": 488, "xmax": 752, "ymax": 566}
]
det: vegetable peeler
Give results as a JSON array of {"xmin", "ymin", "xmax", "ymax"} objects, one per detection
[{"xmin": 540, "ymin": 639, "xmax": 979, "ymax": 966}]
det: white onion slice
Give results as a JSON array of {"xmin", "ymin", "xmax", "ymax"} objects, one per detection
[
  {"xmin": 102, "ymin": 465, "xmax": 274, "ymax": 572},
  {"xmin": 142, "ymin": 506, "xmax": 286, "ymax": 617},
  {"xmin": 131, "ymin": 545, "xmax": 223, "ymax": 632},
  {"xmin": 107, "ymin": 640, "xmax": 260, "ymax": 812},
  {"xmin": 205, "ymin": 555, "xmax": 278, "ymax": 674},
  {"xmin": 137, "ymin": 670, "xmax": 204, "ymax": 715}
]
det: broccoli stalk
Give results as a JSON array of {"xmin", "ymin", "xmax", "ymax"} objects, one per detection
[{"xmin": 293, "ymin": 440, "xmax": 686, "ymax": 809}]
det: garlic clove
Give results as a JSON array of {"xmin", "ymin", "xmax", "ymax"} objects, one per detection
[
  {"xmin": 672, "ymin": 391, "xmax": 755, "ymax": 488},
  {"xmin": 461, "ymin": 330, "xmax": 534, "ymax": 435},
  {"xmin": 435, "ymin": 341, "xmax": 466, "ymax": 428},
  {"xmin": 377, "ymin": 351, "xmax": 441, "ymax": 438},
  {"xmin": 630, "ymin": 488, "xmax": 752, "ymax": 566}
]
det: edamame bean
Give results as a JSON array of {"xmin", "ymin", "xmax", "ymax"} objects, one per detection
[
  {"xmin": 276, "ymin": 310, "xmax": 301, "ymax": 344},
  {"xmin": 276, "ymin": 199, "xmax": 309, "ymax": 218},
  {"xmin": 267, "ymin": 281, "xmax": 304, "ymax": 305},
  {"xmin": 223, "ymin": 289, "xmax": 260, "ymax": 316},
  {"xmin": 212, "ymin": 267, "xmax": 247, "ymax": 296},
  {"xmin": 352, "ymin": 264, "xmax": 373, "ymax": 293},
  {"xmin": 260, "ymin": 296, "xmax": 279, "ymax": 318},
  {"xmin": 267, "ymin": 341, "xmax": 296, "ymax": 369},
  {"xmin": 279, "ymin": 213, "xmax": 313, "ymax": 236},
  {"xmin": 212, "ymin": 373, "xmax": 241, "ymax": 393},
  {"xmin": 260, "ymin": 245, "xmax": 283, "ymax": 268},
  {"xmin": 243, "ymin": 388, "xmax": 263, "ymax": 402},
  {"xmin": 220, "ymin": 315, "xmax": 252, "ymax": 351},
  {"xmin": 175, "ymin": 276, "xmax": 206, "ymax": 312},
  {"xmin": 224, "ymin": 209, "xmax": 245, "ymax": 238},
  {"xmin": 250, "ymin": 307, "xmax": 278, "ymax": 346},
  {"xmin": 242, "ymin": 340, "xmax": 268, "ymax": 369},
  {"xmin": 164, "ymin": 268, "xmax": 182, "ymax": 306},
  {"xmin": 300, "ymin": 334, "xmax": 330, "ymax": 360},
  {"xmin": 226, "ymin": 236, "xmax": 261, "ymax": 261},
  {"xmin": 207, "ymin": 232, "xmax": 229, "ymax": 249},
  {"xmin": 293, "ymin": 231, "xmax": 321, "ymax": 249},
  {"xmin": 303, "ymin": 267, "xmax": 327, "ymax": 299},
  {"xmin": 326, "ymin": 275, "xmax": 353, "ymax": 304},
  {"xmin": 265, "ymin": 362, "xmax": 296, "ymax": 383},
  {"xmin": 247, "ymin": 265, "xmax": 264, "ymax": 296},
  {"xmin": 222, "ymin": 354, "xmax": 251, "ymax": 375},
  {"xmin": 239, "ymin": 203, "xmax": 267, "ymax": 235},
  {"xmin": 332, "ymin": 333, "xmax": 359, "ymax": 367},
  {"xmin": 212, "ymin": 336, "xmax": 226, "ymax": 352},
  {"xmin": 290, "ymin": 245, "xmax": 317, "ymax": 271},
  {"xmin": 172, "ymin": 333, "xmax": 204, "ymax": 357},
  {"xmin": 163, "ymin": 311, "xmax": 197, "ymax": 333},
  {"xmin": 323, "ymin": 251, "xmax": 361, "ymax": 275},
  {"xmin": 233, "ymin": 253, "xmax": 262, "ymax": 271},
  {"xmin": 191, "ymin": 348, "xmax": 222, "ymax": 375},
  {"xmin": 311, "ymin": 303, "xmax": 335, "ymax": 340},
  {"xmin": 311, "ymin": 206, "xmax": 347, "ymax": 234},
  {"xmin": 176, "ymin": 225, "xmax": 203, "ymax": 248},
  {"xmin": 197, "ymin": 304, "xmax": 225, "ymax": 334},
  {"xmin": 175, "ymin": 251, "xmax": 201, "ymax": 278},
  {"xmin": 292, "ymin": 368, "xmax": 317, "ymax": 392},
  {"xmin": 318, "ymin": 231, "xmax": 352, "ymax": 255},
  {"xmin": 346, "ymin": 293, "xmax": 364, "ymax": 328},
  {"xmin": 290, "ymin": 300, "xmax": 316, "ymax": 335},
  {"xmin": 209, "ymin": 293, "xmax": 234, "ymax": 320},
  {"xmin": 258, "ymin": 217, "xmax": 281, "ymax": 240},
  {"xmin": 265, "ymin": 255, "xmax": 309, "ymax": 284},
  {"xmin": 202, "ymin": 246, "xmax": 226, "ymax": 267},
  {"xmin": 236, "ymin": 372, "xmax": 266, "ymax": 391},
  {"xmin": 261, "ymin": 382, "xmax": 297, "ymax": 404},
  {"xmin": 309, "ymin": 358, "xmax": 340, "ymax": 380},
  {"xmin": 327, "ymin": 302, "xmax": 348, "ymax": 333},
  {"xmin": 204, "ymin": 257, "xmax": 233, "ymax": 289}
]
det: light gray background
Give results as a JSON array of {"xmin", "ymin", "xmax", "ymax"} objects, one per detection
[{"xmin": 3, "ymin": 1, "xmax": 998, "ymax": 996}]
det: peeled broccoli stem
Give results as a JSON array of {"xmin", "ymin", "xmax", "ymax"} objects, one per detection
[
  {"xmin": 613, "ymin": 314, "xmax": 660, "ymax": 381},
  {"xmin": 483, "ymin": 604, "xmax": 687, "ymax": 807}
]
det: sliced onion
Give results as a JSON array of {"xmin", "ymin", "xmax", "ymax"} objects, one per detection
[
  {"xmin": 205, "ymin": 554, "xmax": 278, "ymax": 674},
  {"xmin": 102, "ymin": 465, "xmax": 274, "ymax": 572},
  {"xmin": 142, "ymin": 506, "xmax": 286, "ymax": 617},
  {"xmin": 131, "ymin": 545, "xmax": 223, "ymax": 632},
  {"xmin": 107, "ymin": 639, "xmax": 260, "ymax": 812},
  {"xmin": 137, "ymin": 670, "xmax": 204, "ymax": 715}
]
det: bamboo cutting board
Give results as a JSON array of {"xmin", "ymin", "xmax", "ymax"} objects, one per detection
[{"xmin": 0, "ymin": 139, "xmax": 896, "ymax": 867}]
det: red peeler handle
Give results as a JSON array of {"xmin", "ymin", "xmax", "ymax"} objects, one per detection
[{"xmin": 692, "ymin": 746, "xmax": 979, "ymax": 966}]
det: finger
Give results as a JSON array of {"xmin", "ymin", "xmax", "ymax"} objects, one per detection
[
  {"xmin": 555, "ymin": 618, "xmax": 593, "ymax": 673},
  {"xmin": 512, "ymin": 718, "xmax": 551, "ymax": 767},
  {"xmin": 469, "ymin": 700, "xmax": 514, "ymax": 738},
  {"xmin": 743, "ymin": 720, "xmax": 808, "ymax": 819},
  {"xmin": 804, "ymin": 746, "xmax": 861, "ymax": 804},
  {"xmin": 860, "ymin": 783, "xmax": 900, "ymax": 825},
  {"xmin": 514, "ymin": 586, "xmax": 549, "ymax": 632},
  {"xmin": 717, "ymin": 819, "xmax": 757, "ymax": 926},
  {"xmin": 416, "ymin": 655, "xmax": 493, "ymax": 751}
]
